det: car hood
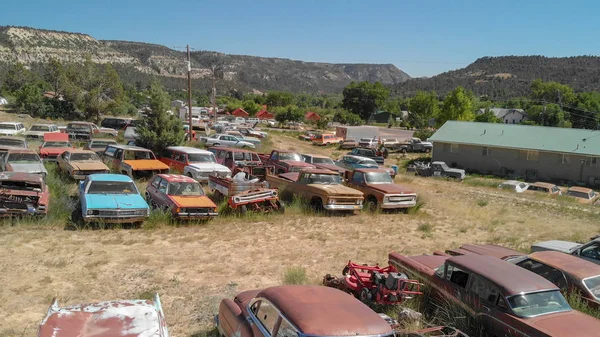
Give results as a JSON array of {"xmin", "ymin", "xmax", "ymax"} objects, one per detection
[
  {"xmin": 40, "ymin": 147, "xmax": 71, "ymax": 155},
  {"xmin": 315, "ymin": 163, "xmax": 345, "ymax": 173},
  {"xmin": 529, "ymin": 310, "xmax": 600, "ymax": 336},
  {"xmin": 70, "ymin": 161, "xmax": 109, "ymax": 171},
  {"xmin": 168, "ymin": 195, "xmax": 216, "ymax": 208},
  {"xmin": 85, "ymin": 194, "xmax": 148, "ymax": 209},
  {"xmin": 421, "ymin": 141, "xmax": 433, "ymax": 146},
  {"xmin": 531, "ymin": 240, "xmax": 581, "ymax": 253},
  {"xmin": 281, "ymin": 160, "xmax": 312, "ymax": 167},
  {"xmin": 188, "ymin": 162, "xmax": 230, "ymax": 172},
  {"xmin": 307, "ymin": 184, "xmax": 363, "ymax": 197},
  {"xmin": 7, "ymin": 163, "xmax": 47, "ymax": 174},
  {"xmin": 123, "ymin": 160, "xmax": 169, "ymax": 170},
  {"xmin": 367, "ymin": 183, "xmax": 415, "ymax": 195},
  {"xmin": 447, "ymin": 168, "xmax": 466, "ymax": 175}
]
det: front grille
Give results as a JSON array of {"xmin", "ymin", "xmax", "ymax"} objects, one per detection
[
  {"xmin": 184, "ymin": 208, "xmax": 211, "ymax": 213},
  {"xmin": 97, "ymin": 209, "xmax": 144, "ymax": 217},
  {"xmin": 83, "ymin": 170, "xmax": 109, "ymax": 175},
  {"xmin": 331, "ymin": 198, "xmax": 358, "ymax": 204},
  {"xmin": 388, "ymin": 196, "xmax": 416, "ymax": 202},
  {"xmin": 232, "ymin": 190, "xmax": 277, "ymax": 204}
]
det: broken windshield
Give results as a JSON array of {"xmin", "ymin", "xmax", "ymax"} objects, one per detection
[
  {"xmin": 124, "ymin": 150, "xmax": 156, "ymax": 160},
  {"xmin": 71, "ymin": 153, "xmax": 100, "ymax": 161},
  {"xmin": 304, "ymin": 173, "xmax": 341, "ymax": 185}
]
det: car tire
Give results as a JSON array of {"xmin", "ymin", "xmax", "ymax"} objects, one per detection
[
  {"xmin": 239, "ymin": 205, "xmax": 247, "ymax": 214},
  {"xmin": 70, "ymin": 204, "xmax": 83, "ymax": 227},
  {"xmin": 275, "ymin": 200, "xmax": 285, "ymax": 214},
  {"xmin": 401, "ymin": 148, "xmax": 407, "ymax": 154},
  {"xmin": 132, "ymin": 221, "xmax": 143, "ymax": 229},
  {"xmin": 425, "ymin": 148, "xmax": 431, "ymax": 153},
  {"xmin": 310, "ymin": 197, "xmax": 324, "ymax": 212},
  {"xmin": 366, "ymin": 196, "xmax": 378, "ymax": 213}
]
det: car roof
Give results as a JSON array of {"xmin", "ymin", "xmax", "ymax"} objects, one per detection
[
  {"xmin": 108, "ymin": 144, "xmax": 152, "ymax": 151},
  {"xmin": 208, "ymin": 146, "xmax": 256, "ymax": 154},
  {"xmin": 87, "ymin": 174, "xmax": 133, "ymax": 182},
  {"xmin": 303, "ymin": 154, "xmax": 331, "ymax": 159},
  {"xmin": 66, "ymin": 149, "xmax": 97, "ymax": 154},
  {"xmin": 299, "ymin": 168, "xmax": 339, "ymax": 175},
  {"xmin": 529, "ymin": 251, "xmax": 600, "ymax": 280},
  {"xmin": 6, "ymin": 148, "xmax": 35, "ymax": 154},
  {"xmin": 447, "ymin": 254, "xmax": 558, "ymax": 295},
  {"xmin": 568, "ymin": 186, "xmax": 593, "ymax": 193},
  {"xmin": 532, "ymin": 182, "xmax": 556, "ymax": 188},
  {"xmin": 459, "ymin": 244, "xmax": 524, "ymax": 260},
  {"xmin": 166, "ymin": 146, "xmax": 211, "ymax": 154},
  {"xmin": 157, "ymin": 174, "xmax": 197, "ymax": 183},
  {"xmin": 31, "ymin": 123, "xmax": 57, "ymax": 127},
  {"xmin": 0, "ymin": 172, "xmax": 43, "ymax": 183},
  {"xmin": 68, "ymin": 121, "xmax": 94, "ymax": 125},
  {"xmin": 257, "ymin": 285, "xmax": 392, "ymax": 336},
  {"xmin": 0, "ymin": 121, "xmax": 21, "ymax": 125}
]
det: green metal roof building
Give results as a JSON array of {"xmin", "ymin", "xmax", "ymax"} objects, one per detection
[{"xmin": 429, "ymin": 121, "xmax": 600, "ymax": 185}]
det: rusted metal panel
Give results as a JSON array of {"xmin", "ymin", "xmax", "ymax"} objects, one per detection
[{"xmin": 44, "ymin": 132, "xmax": 69, "ymax": 142}]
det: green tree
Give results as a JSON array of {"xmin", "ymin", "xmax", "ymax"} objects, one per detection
[
  {"xmin": 275, "ymin": 106, "xmax": 304, "ymax": 125},
  {"xmin": 135, "ymin": 81, "xmax": 185, "ymax": 155},
  {"xmin": 474, "ymin": 109, "xmax": 502, "ymax": 123},
  {"xmin": 2, "ymin": 63, "xmax": 37, "ymax": 93},
  {"xmin": 572, "ymin": 92, "xmax": 600, "ymax": 129},
  {"xmin": 408, "ymin": 91, "xmax": 439, "ymax": 129},
  {"xmin": 43, "ymin": 58, "xmax": 66, "ymax": 96},
  {"xmin": 15, "ymin": 82, "xmax": 46, "ymax": 117},
  {"xmin": 333, "ymin": 111, "xmax": 363, "ymax": 126},
  {"xmin": 341, "ymin": 81, "xmax": 389, "ymax": 121},
  {"xmin": 438, "ymin": 86, "xmax": 475, "ymax": 126},
  {"xmin": 242, "ymin": 100, "xmax": 261, "ymax": 115},
  {"xmin": 527, "ymin": 104, "xmax": 571, "ymax": 128},
  {"xmin": 265, "ymin": 91, "xmax": 295, "ymax": 107},
  {"xmin": 530, "ymin": 79, "xmax": 576, "ymax": 105}
]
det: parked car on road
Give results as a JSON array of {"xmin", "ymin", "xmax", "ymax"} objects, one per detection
[
  {"xmin": 0, "ymin": 136, "xmax": 28, "ymax": 149},
  {"xmin": 301, "ymin": 154, "xmax": 345, "ymax": 175},
  {"xmin": 38, "ymin": 133, "xmax": 74, "ymax": 161},
  {"xmin": 83, "ymin": 139, "xmax": 118, "ymax": 156},
  {"xmin": 146, "ymin": 174, "xmax": 218, "ymax": 220},
  {"xmin": 388, "ymin": 252, "xmax": 600, "ymax": 337},
  {"xmin": 216, "ymin": 285, "xmax": 393, "ymax": 337},
  {"xmin": 23, "ymin": 123, "xmax": 59, "ymax": 140},
  {"xmin": 1, "ymin": 149, "xmax": 47, "ymax": 177},
  {"xmin": 57, "ymin": 149, "xmax": 110, "ymax": 180},
  {"xmin": 66, "ymin": 121, "xmax": 117, "ymax": 140},
  {"xmin": 0, "ymin": 122, "xmax": 26, "ymax": 136},
  {"xmin": 525, "ymin": 182, "xmax": 562, "ymax": 196},
  {"xmin": 159, "ymin": 146, "xmax": 230, "ymax": 182},
  {"xmin": 346, "ymin": 168, "xmax": 416, "ymax": 211},
  {"xmin": 565, "ymin": 186, "xmax": 599, "ymax": 204},
  {"xmin": 498, "ymin": 180, "xmax": 530, "ymax": 193},
  {"xmin": 532, "ymin": 235, "xmax": 600, "ymax": 266},
  {"xmin": 0, "ymin": 172, "xmax": 48, "ymax": 217},
  {"xmin": 37, "ymin": 294, "xmax": 170, "ymax": 337},
  {"xmin": 102, "ymin": 145, "xmax": 169, "ymax": 178},
  {"xmin": 76, "ymin": 173, "xmax": 149, "ymax": 226},
  {"xmin": 200, "ymin": 133, "xmax": 255, "ymax": 148}
]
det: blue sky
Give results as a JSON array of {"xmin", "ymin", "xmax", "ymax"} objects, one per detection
[{"xmin": 2, "ymin": 0, "xmax": 599, "ymax": 77}]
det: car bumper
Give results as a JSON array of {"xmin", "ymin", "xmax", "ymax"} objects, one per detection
[
  {"xmin": 323, "ymin": 204, "xmax": 362, "ymax": 211},
  {"xmin": 83, "ymin": 216, "xmax": 148, "ymax": 223},
  {"xmin": 0, "ymin": 208, "xmax": 47, "ymax": 217},
  {"xmin": 381, "ymin": 201, "xmax": 417, "ymax": 209},
  {"xmin": 175, "ymin": 212, "xmax": 218, "ymax": 220}
]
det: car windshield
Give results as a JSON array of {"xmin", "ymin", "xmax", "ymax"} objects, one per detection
[
  {"xmin": 42, "ymin": 141, "xmax": 71, "ymax": 148},
  {"xmin": 360, "ymin": 138, "xmax": 372, "ymax": 142},
  {"xmin": 188, "ymin": 153, "xmax": 216, "ymax": 163},
  {"xmin": 313, "ymin": 157, "xmax": 334, "ymax": 165},
  {"xmin": 583, "ymin": 276, "xmax": 600, "ymax": 300},
  {"xmin": 359, "ymin": 159, "xmax": 378, "ymax": 166},
  {"xmin": 0, "ymin": 180, "xmax": 42, "ymax": 191},
  {"xmin": 0, "ymin": 124, "xmax": 16, "ymax": 130},
  {"xmin": 68, "ymin": 124, "xmax": 89, "ymax": 130},
  {"xmin": 124, "ymin": 150, "xmax": 156, "ymax": 160},
  {"xmin": 305, "ymin": 173, "xmax": 341, "ymax": 185},
  {"xmin": 87, "ymin": 181, "xmax": 137, "ymax": 194},
  {"xmin": 518, "ymin": 183, "xmax": 527, "ymax": 189},
  {"xmin": 90, "ymin": 141, "xmax": 115, "ymax": 148},
  {"xmin": 507, "ymin": 290, "xmax": 571, "ymax": 318},
  {"xmin": 365, "ymin": 172, "xmax": 393, "ymax": 184},
  {"xmin": 567, "ymin": 190, "xmax": 593, "ymax": 199},
  {"xmin": 7, "ymin": 153, "xmax": 40, "ymax": 163},
  {"xmin": 0, "ymin": 139, "xmax": 24, "ymax": 147},
  {"xmin": 71, "ymin": 153, "xmax": 100, "ymax": 161},
  {"xmin": 278, "ymin": 153, "xmax": 301, "ymax": 161},
  {"xmin": 30, "ymin": 125, "xmax": 50, "ymax": 132},
  {"xmin": 440, "ymin": 163, "xmax": 451, "ymax": 170},
  {"xmin": 167, "ymin": 182, "xmax": 204, "ymax": 196}
]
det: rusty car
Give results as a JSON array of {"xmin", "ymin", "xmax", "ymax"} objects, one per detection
[
  {"xmin": 102, "ymin": 144, "xmax": 169, "ymax": 179},
  {"xmin": 345, "ymin": 168, "xmax": 416, "ymax": 211},
  {"xmin": 37, "ymin": 293, "xmax": 170, "ymax": 337},
  {"xmin": 66, "ymin": 121, "xmax": 118, "ymax": 140},
  {"xmin": 146, "ymin": 174, "xmax": 218, "ymax": 220},
  {"xmin": 266, "ymin": 168, "xmax": 363, "ymax": 212},
  {"xmin": 38, "ymin": 133, "xmax": 74, "ymax": 161},
  {"xmin": 208, "ymin": 147, "xmax": 272, "ymax": 179},
  {"xmin": 0, "ymin": 172, "xmax": 48, "ymax": 217},
  {"xmin": 388, "ymin": 252, "xmax": 600, "ymax": 337},
  {"xmin": 216, "ymin": 285, "xmax": 394, "ymax": 337},
  {"xmin": 209, "ymin": 172, "xmax": 283, "ymax": 213},
  {"xmin": 57, "ymin": 149, "xmax": 110, "ymax": 180},
  {"xmin": 258, "ymin": 150, "xmax": 315, "ymax": 174},
  {"xmin": 1, "ymin": 148, "xmax": 48, "ymax": 178},
  {"xmin": 0, "ymin": 136, "xmax": 28, "ymax": 149},
  {"xmin": 160, "ymin": 146, "xmax": 231, "ymax": 182},
  {"xmin": 301, "ymin": 153, "xmax": 346, "ymax": 175},
  {"xmin": 524, "ymin": 182, "xmax": 562, "ymax": 196},
  {"xmin": 82, "ymin": 138, "xmax": 118, "ymax": 156},
  {"xmin": 532, "ymin": 235, "xmax": 600, "ymax": 265},
  {"xmin": 565, "ymin": 186, "xmax": 600, "ymax": 204},
  {"xmin": 22, "ymin": 123, "xmax": 59, "ymax": 140}
]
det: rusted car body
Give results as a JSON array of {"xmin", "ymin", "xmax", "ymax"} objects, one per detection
[
  {"xmin": 388, "ymin": 252, "xmax": 600, "ymax": 337},
  {"xmin": 258, "ymin": 150, "xmax": 315, "ymax": 174},
  {"xmin": 146, "ymin": 174, "xmax": 218, "ymax": 220},
  {"xmin": 216, "ymin": 285, "xmax": 393, "ymax": 337},
  {"xmin": 83, "ymin": 139, "xmax": 118, "ymax": 156},
  {"xmin": 209, "ymin": 147, "xmax": 273, "ymax": 180},
  {"xmin": 0, "ymin": 136, "xmax": 28, "ymax": 149},
  {"xmin": 301, "ymin": 154, "xmax": 346, "ymax": 175},
  {"xmin": 37, "ymin": 293, "xmax": 170, "ymax": 337},
  {"xmin": 66, "ymin": 121, "xmax": 118, "ymax": 140},
  {"xmin": 444, "ymin": 244, "xmax": 600, "ymax": 308},
  {"xmin": 38, "ymin": 133, "xmax": 74, "ymax": 161},
  {"xmin": 346, "ymin": 168, "xmax": 417, "ymax": 211},
  {"xmin": 57, "ymin": 149, "xmax": 110, "ymax": 180},
  {"xmin": 102, "ymin": 145, "xmax": 169, "ymax": 179},
  {"xmin": 524, "ymin": 182, "xmax": 562, "ymax": 196},
  {"xmin": 0, "ymin": 172, "xmax": 48, "ymax": 217},
  {"xmin": 565, "ymin": 186, "xmax": 599, "ymax": 204},
  {"xmin": 266, "ymin": 169, "xmax": 363, "ymax": 212},
  {"xmin": 209, "ymin": 174, "xmax": 282, "ymax": 213},
  {"xmin": 1, "ymin": 148, "xmax": 48, "ymax": 177}
]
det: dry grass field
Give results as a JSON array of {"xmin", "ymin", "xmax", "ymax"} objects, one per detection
[{"xmin": 0, "ymin": 128, "xmax": 599, "ymax": 336}]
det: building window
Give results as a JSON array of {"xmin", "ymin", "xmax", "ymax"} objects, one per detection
[
  {"xmin": 482, "ymin": 147, "xmax": 491, "ymax": 156},
  {"xmin": 527, "ymin": 151, "xmax": 539, "ymax": 161},
  {"xmin": 451, "ymin": 144, "xmax": 459, "ymax": 153},
  {"xmin": 561, "ymin": 154, "xmax": 569, "ymax": 165},
  {"xmin": 512, "ymin": 119, "xmax": 516, "ymax": 124},
  {"xmin": 585, "ymin": 157, "xmax": 598, "ymax": 167}
]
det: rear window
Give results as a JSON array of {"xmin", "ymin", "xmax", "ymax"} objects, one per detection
[{"xmin": 567, "ymin": 190, "xmax": 593, "ymax": 199}]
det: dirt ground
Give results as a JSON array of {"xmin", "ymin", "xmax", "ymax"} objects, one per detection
[{"xmin": 0, "ymin": 122, "xmax": 598, "ymax": 336}]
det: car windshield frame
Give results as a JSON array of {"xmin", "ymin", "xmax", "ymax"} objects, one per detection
[
  {"xmin": 70, "ymin": 153, "xmax": 100, "ymax": 161},
  {"xmin": 506, "ymin": 290, "xmax": 571, "ymax": 318},
  {"xmin": 304, "ymin": 173, "xmax": 341, "ymax": 185},
  {"xmin": 86, "ymin": 181, "xmax": 138, "ymax": 195},
  {"xmin": 29, "ymin": 125, "xmax": 51, "ymax": 132},
  {"xmin": 167, "ymin": 181, "xmax": 204, "ymax": 196},
  {"xmin": 365, "ymin": 171, "xmax": 393, "ymax": 184},
  {"xmin": 188, "ymin": 153, "xmax": 216, "ymax": 163},
  {"xmin": 7, "ymin": 153, "xmax": 40, "ymax": 163},
  {"xmin": 42, "ymin": 141, "xmax": 72, "ymax": 148},
  {"xmin": 583, "ymin": 275, "xmax": 600, "ymax": 300}
]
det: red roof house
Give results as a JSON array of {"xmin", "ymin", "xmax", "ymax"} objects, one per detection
[
  {"xmin": 231, "ymin": 108, "xmax": 249, "ymax": 117},
  {"xmin": 305, "ymin": 111, "xmax": 321, "ymax": 121},
  {"xmin": 257, "ymin": 110, "xmax": 274, "ymax": 120}
]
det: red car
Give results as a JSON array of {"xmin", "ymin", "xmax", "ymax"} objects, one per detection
[
  {"xmin": 145, "ymin": 174, "xmax": 218, "ymax": 220},
  {"xmin": 39, "ymin": 133, "xmax": 74, "ymax": 161},
  {"xmin": 258, "ymin": 150, "xmax": 315, "ymax": 174},
  {"xmin": 388, "ymin": 252, "xmax": 600, "ymax": 337}
]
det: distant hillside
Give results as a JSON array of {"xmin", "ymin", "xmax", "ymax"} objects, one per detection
[
  {"xmin": 0, "ymin": 26, "xmax": 411, "ymax": 93},
  {"xmin": 392, "ymin": 56, "xmax": 600, "ymax": 98}
]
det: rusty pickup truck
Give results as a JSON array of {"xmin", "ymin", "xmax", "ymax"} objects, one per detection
[
  {"xmin": 266, "ymin": 168, "xmax": 363, "ymax": 212},
  {"xmin": 0, "ymin": 172, "xmax": 48, "ymax": 217},
  {"xmin": 258, "ymin": 150, "xmax": 315, "ymax": 174},
  {"xmin": 345, "ymin": 168, "xmax": 417, "ymax": 211}
]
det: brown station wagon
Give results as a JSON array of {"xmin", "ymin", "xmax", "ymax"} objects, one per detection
[
  {"xmin": 525, "ymin": 182, "xmax": 562, "ymax": 196},
  {"xmin": 217, "ymin": 285, "xmax": 393, "ymax": 337},
  {"xmin": 389, "ymin": 253, "xmax": 600, "ymax": 337}
]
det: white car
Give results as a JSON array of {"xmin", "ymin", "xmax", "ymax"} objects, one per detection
[
  {"xmin": 123, "ymin": 120, "xmax": 140, "ymax": 140},
  {"xmin": 23, "ymin": 123, "xmax": 60, "ymax": 140},
  {"xmin": 199, "ymin": 134, "xmax": 255, "ymax": 149},
  {"xmin": 498, "ymin": 180, "xmax": 530, "ymax": 193},
  {"xmin": 0, "ymin": 122, "xmax": 26, "ymax": 136}
]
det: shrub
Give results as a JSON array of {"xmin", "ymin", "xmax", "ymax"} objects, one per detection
[
  {"xmin": 476, "ymin": 199, "xmax": 489, "ymax": 207},
  {"xmin": 282, "ymin": 266, "xmax": 308, "ymax": 285},
  {"xmin": 413, "ymin": 129, "xmax": 434, "ymax": 141}
]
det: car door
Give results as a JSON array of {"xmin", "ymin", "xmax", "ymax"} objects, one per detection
[
  {"xmin": 112, "ymin": 148, "xmax": 124, "ymax": 170},
  {"xmin": 346, "ymin": 171, "xmax": 366, "ymax": 193},
  {"xmin": 146, "ymin": 176, "xmax": 161, "ymax": 205},
  {"xmin": 443, "ymin": 264, "xmax": 471, "ymax": 303},
  {"xmin": 102, "ymin": 146, "xmax": 116, "ymax": 167},
  {"xmin": 173, "ymin": 153, "xmax": 187, "ymax": 172},
  {"xmin": 57, "ymin": 151, "xmax": 70, "ymax": 172},
  {"xmin": 248, "ymin": 300, "xmax": 281, "ymax": 337}
]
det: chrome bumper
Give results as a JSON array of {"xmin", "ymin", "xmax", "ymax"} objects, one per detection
[
  {"xmin": 381, "ymin": 201, "xmax": 417, "ymax": 209},
  {"xmin": 323, "ymin": 204, "xmax": 362, "ymax": 211},
  {"xmin": 175, "ymin": 212, "xmax": 218, "ymax": 219},
  {"xmin": 83, "ymin": 216, "xmax": 148, "ymax": 223}
]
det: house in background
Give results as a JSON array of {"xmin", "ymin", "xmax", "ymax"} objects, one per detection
[
  {"xmin": 429, "ymin": 121, "xmax": 600, "ymax": 186},
  {"xmin": 478, "ymin": 108, "xmax": 527, "ymax": 124},
  {"xmin": 305, "ymin": 111, "xmax": 321, "ymax": 121},
  {"xmin": 231, "ymin": 108, "xmax": 249, "ymax": 117},
  {"xmin": 257, "ymin": 109, "xmax": 274, "ymax": 120}
]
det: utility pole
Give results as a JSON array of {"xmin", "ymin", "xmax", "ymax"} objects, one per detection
[
  {"xmin": 187, "ymin": 45, "xmax": 193, "ymax": 142},
  {"xmin": 212, "ymin": 65, "xmax": 217, "ymax": 125}
]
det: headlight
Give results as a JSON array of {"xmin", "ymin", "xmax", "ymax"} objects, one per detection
[
  {"xmin": 87, "ymin": 210, "xmax": 93, "ymax": 215},
  {"xmin": 356, "ymin": 200, "xmax": 362, "ymax": 205},
  {"xmin": 87, "ymin": 209, "xmax": 99, "ymax": 215},
  {"xmin": 383, "ymin": 196, "xmax": 390, "ymax": 203},
  {"xmin": 72, "ymin": 170, "xmax": 80, "ymax": 175},
  {"xmin": 234, "ymin": 197, "xmax": 241, "ymax": 203},
  {"xmin": 271, "ymin": 190, "xmax": 277, "ymax": 197},
  {"xmin": 136, "ymin": 209, "xmax": 147, "ymax": 216},
  {"xmin": 328, "ymin": 199, "xmax": 336, "ymax": 205}
]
